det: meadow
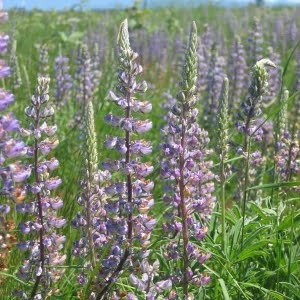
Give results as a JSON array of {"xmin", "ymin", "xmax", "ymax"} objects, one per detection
[{"xmin": 0, "ymin": 2, "xmax": 299, "ymax": 299}]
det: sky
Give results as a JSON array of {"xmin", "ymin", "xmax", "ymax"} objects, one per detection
[{"xmin": 3, "ymin": 0, "xmax": 300, "ymax": 10}]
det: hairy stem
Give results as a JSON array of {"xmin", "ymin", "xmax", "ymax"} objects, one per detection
[{"xmin": 30, "ymin": 106, "xmax": 44, "ymax": 299}]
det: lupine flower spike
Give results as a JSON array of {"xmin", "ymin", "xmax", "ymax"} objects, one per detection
[
  {"xmin": 0, "ymin": 8, "xmax": 25, "ymax": 289},
  {"xmin": 275, "ymin": 89, "xmax": 300, "ymax": 182},
  {"xmin": 97, "ymin": 19, "xmax": 155, "ymax": 298},
  {"xmin": 17, "ymin": 77, "xmax": 66, "ymax": 299},
  {"xmin": 238, "ymin": 58, "xmax": 275, "ymax": 250},
  {"xmin": 54, "ymin": 55, "xmax": 73, "ymax": 107},
  {"xmin": 161, "ymin": 21, "xmax": 215, "ymax": 298}
]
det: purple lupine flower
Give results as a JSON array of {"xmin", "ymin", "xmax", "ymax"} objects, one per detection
[
  {"xmin": 75, "ymin": 44, "xmax": 93, "ymax": 104},
  {"xmin": 54, "ymin": 56, "xmax": 73, "ymax": 107},
  {"xmin": 203, "ymin": 44, "xmax": 226, "ymax": 125},
  {"xmin": 91, "ymin": 42, "xmax": 101, "ymax": 96},
  {"xmin": 197, "ymin": 24, "xmax": 213, "ymax": 95},
  {"xmin": 228, "ymin": 36, "xmax": 247, "ymax": 113},
  {"xmin": 291, "ymin": 51, "xmax": 300, "ymax": 135},
  {"xmin": 161, "ymin": 22, "xmax": 215, "ymax": 297},
  {"xmin": 17, "ymin": 77, "xmax": 66, "ymax": 298},
  {"xmin": 197, "ymin": 42, "xmax": 209, "ymax": 95},
  {"xmin": 96, "ymin": 19, "xmax": 155, "ymax": 298},
  {"xmin": 275, "ymin": 129, "xmax": 300, "ymax": 182},
  {"xmin": 128, "ymin": 260, "xmax": 172, "ymax": 299},
  {"xmin": 0, "ymin": 9, "xmax": 27, "ymax": 209},
  {"xmin": 275, "ymin": 90, "xmax": 300, "ymax": 181},
  {"xmin": 264, "ymin": 47, "xmax": 281, "ymax": 106},
  {"xmin": 235, "ymin": 59, "xmax": 275, "ymax": 206},
  {"xmin": 247, "ymin": 17, "xmax": 263, "ymax": 67}
]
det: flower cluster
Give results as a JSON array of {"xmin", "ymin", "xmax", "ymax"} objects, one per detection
[
  {"xmin": 203, "ymin": 44, "xmax": 226, "ymax": 125},
  {"xmin": 247, "ymin": 17, "xmax": 263, "ymax": 66},
  {"xmin": 237, "ymin": 59, "xmax": 276, "ymax": 138},
  {"xmin": 275, "ymin": 90, "xmax": 300, "ymax": 181},
  {"xmin": 0, "ymin": 10, "xmax": 28, "ymax": 257},
  {"xmin": 128, "ymin": 260, "xmax": 172, "ymax": 299},
  {"xmin": 91, "ymin": 42, "xmax": 101, "ymax": 96},
  {"xmin": 75, "ymin": 44, "xmax": 93, "ymax": 104},
  {"xmin": 54, "ymin": 56, "xmax": 73, "ymax": 107},
  {"xmin": 16, "ymin": 77, "xmax": 66, "ymax": 299},
  {"xmin": 264, "ymin": 46, "xmax": 281, "ymax": 105},
  {"xmin": 275, "ymin": 131, "xmax": 300, "ymax": 181},
  {"xmin": 97, "ymin": 19, "xmax": 155, "ymax": 298},
  {"xmin": 161, "ymin": 22, "xmax": 215, "ymax": 297},
  {"xmin": 228, "ymin": 36, "xmax": 247, "ymax": 113},
  {"xmin": 234, "ymin": 59, "xmax": 275, "ymax": 200}
]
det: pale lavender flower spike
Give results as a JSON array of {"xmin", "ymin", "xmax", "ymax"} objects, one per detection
[
  {"xmin": 161, "ymin": 21, "xmax": 215, "ymax": 298},
  {"xmin": 17, "ymin": 76, "xmax": 66, "ymax": 299},
  {"xmin": 96, "ymin": 19, "xmax": 156, "ymax": 299}
]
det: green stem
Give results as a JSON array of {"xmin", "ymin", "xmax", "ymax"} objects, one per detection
[
  {"xmin": 220, "ymin": 155, "xmax": 226, "ymax": 251},
  {"xmin": 241, "ymin": 131, "xmax": 251, "ymax": 252}
]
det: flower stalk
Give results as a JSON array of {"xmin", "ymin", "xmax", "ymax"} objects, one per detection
[{"xmin": 216, "ymin": 77, "xmax": 229, "ymax": 250}]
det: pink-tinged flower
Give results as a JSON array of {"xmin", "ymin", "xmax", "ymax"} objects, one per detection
[
  {"xmin": 31, "ymin": 182, "xmax": 42, "ymax": 194},
  {"xmin": 54, "ymin": 235, "xmax": 66, "ymax": 245},
  {"xmin": 11, "ymin": 163, "xmax": 31, "ymax": 183},
  {"xmin": 50, "ymin": 197, "xmax": 63, "ymax": 210},
  {"xmin": 19, "ymin": 127, "xmax": 32, "ymax": 137},
  {"xmin": 131, "ymin": 140, "xmax": 152, "ymax": 155},
  {"xmin": 39, "ymin": 139, "xmax": 59, "ymax": 155},
  {"xmin": 50, "ymin": 218, "xmax": 66, "ymax": 228},
  {"xmin": 135, "ymin": 163, "xmax": 154, "ymax": 177},
  {"xmin": 4, "ymin": 139, "xmax": 26, "ymax": 157},
  {"xmin": 135, "ymin": 120, "xmax": 152, "ymax": 133},
  {"xmin": 45, "ymin": 177, "xmax": 62, "ymax": 190},
  {"xmin": 40, "ymin": 122, "xmax": 57, "ymax": 136},
  {"xmin": 155, "ymin": 279, "xmax": 172, "ymax": 293},
  {"xmin": 0, "ymin": 12, "xmax": 8, "ymax": 23},
  {"xmin": 45, "ymin": 158, "xmax": 59, "ymax": 170}
]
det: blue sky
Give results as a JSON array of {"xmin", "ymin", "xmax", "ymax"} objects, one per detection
[{"xmin": 3, "ymin": 0, "xmax": 300, "ymax": 9}]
